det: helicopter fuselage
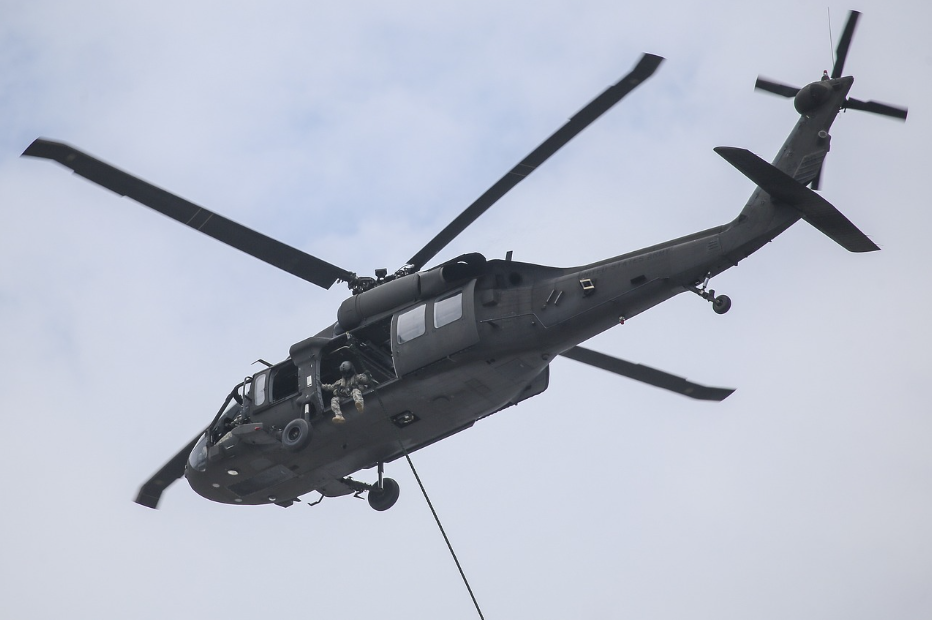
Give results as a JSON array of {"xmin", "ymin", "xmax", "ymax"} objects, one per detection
[{"xmin": 184, "ymin": 250, "xmax": 707, "ymax": 506}]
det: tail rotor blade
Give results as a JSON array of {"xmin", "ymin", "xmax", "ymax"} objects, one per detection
[
  {"xmin": 831, "ymin": 10, "xmax": 861, "ymax": 79},
  {"xmin": 810, "ymin": 166, "xmax": 822, "ymax": 191},
  {"xmin": 755, "ymin": 77, "xmax": 800, "ymax": 98},
  {"xmin": 845, "ymin": 97, "xmax": 908, "ymax": 120}
]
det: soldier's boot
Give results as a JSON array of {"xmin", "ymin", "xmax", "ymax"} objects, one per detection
[
  {"xmin": 352, "ymin": 388, "xmax": 365, "ymax": 413},
  {"xmin": 331, "ymin": 398, "xmax": 345, "ymax": 424}
]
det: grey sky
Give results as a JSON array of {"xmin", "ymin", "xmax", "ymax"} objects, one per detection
[{"xmin": 1, "ymin": 1, "xmax": 930, "ymax": 619}]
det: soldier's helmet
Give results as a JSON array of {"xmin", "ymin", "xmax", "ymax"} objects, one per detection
[{"xmin": 339, "ymin": 361, "xmax": 355, "ymax": 377}]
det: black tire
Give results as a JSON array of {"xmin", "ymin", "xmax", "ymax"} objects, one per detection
[
  {"xmin": 282, "ymin": 418, "xmax": 311, "ymax": 451},
  {"xmin": 713, "ymin": 294, "xmax": 732, "ymax": 315},
  {"xmin": 368, "ymin": 478, "xmax": 400, "ymax": 511}
]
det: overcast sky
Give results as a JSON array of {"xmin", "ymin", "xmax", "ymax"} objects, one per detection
[{"xmin": 1, "ymin": 1, "xmax": 930, "ymax": 619}]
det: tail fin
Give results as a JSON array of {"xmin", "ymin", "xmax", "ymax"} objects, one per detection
[{"xmin": 715, "ymin": 147, "xmax": 879, "ymax": 253}]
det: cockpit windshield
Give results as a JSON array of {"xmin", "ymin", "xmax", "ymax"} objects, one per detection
[
  {"xmin": 209, "ymin": 392, "xmax": 246, "ymax": 444},
  {"xmin": 220, "ymin": 398, "xmax": 241, "ymax": 419},
  {"xmin": 187, "ymin": 432, "xmax": 209, "ymax": 472}
]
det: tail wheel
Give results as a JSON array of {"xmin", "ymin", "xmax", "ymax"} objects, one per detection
[
  {"xmin": 368, "ymin": 478, "xmax": 400, "ymax": 511},
  {"xmin": 282, "ymin": 418, "xmax": 311, "ymax": 451},
  {"xmin": 713, "ymin": 294, "xmax": 732, "ymax": 314}
]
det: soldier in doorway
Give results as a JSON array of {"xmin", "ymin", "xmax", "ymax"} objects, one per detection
[{"xmin": 321, "ymin": 361, "xmax": 370, "ymax": 424}]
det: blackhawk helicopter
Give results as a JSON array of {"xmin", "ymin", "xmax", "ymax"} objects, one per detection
[{"xmin": 23, "ymin": 10, "xmax": 905, "ymax": 511}]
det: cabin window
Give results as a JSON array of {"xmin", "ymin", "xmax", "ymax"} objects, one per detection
[
  {"xmin": 397, "ymin": 304, "xmax": 426, "ymax": 344},
  {"xmin": 271, "ymin": 363, "xmax": 299, "ymax": 402},
  {"xmin": 253, "ymin": 371, "xmax": 268, "ymax": 406},
  {"xmin": 434, "ymin": 292, "xmax": 463, "ymax": 328}
]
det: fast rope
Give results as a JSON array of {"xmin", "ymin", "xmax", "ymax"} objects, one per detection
[
  {"xmin": 371, "ymin": 388, "xmax": 485, "ymax": 620},
  {"xmin": 399, "ymin": 442, "xmax": 486, "ymax": 620}
]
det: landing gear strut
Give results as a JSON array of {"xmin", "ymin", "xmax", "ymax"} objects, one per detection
[
  {"xmin": 339, "ymin": 462, "xmax": 401, "ymax": 511},
  {"xmin": 689, "ymin": 273, "xmax": 732, "ymax": 314}
]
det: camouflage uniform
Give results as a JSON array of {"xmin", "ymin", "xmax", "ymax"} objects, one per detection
[{"xmin": 322, "ymin": 365, "xmax": 370, "ymax": 424}]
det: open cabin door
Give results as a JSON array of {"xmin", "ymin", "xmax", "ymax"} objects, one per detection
[
  {"xmin": 392, "ymin": 279, "xmax": 479, "ymax": 377},
  {"xmin": 292, "ymin": 319, "xmax": 399, "ymax": 419},
  {"xmin": 320, "ymin": 317, "xmax": 397, "ymax": 387}
]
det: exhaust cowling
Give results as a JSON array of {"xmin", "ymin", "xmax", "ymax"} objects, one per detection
[{"xmin": 337, "ymin": 253, "xmax": 486, "ymax": 331}]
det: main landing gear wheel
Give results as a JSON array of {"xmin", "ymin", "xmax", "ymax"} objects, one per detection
[
  {"xmin": 712, "ymin": 294, "xmax": 732, "ymax": 314},
  {"xmin": 368, "ymin": 478, "xmax": 400, "ymax": 511}
]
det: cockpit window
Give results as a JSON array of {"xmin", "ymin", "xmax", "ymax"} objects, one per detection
[
  {"xmin": 434, "ymin": 292, "xmax": 463, "ymax": 328},
  {"xmin": 210, "ymin": 397, "xmax": 244, "ymax": 441},
  {"xmin": 397, "ymin": 304, "xmax": 426, "ymax": 344},
  {"xmin": 253, "ymin": 371, "xmax": 268, "ymax": 406},
  {"xmin": 187, "ymin": 433, "xmax": 209, "ymax": 472}
]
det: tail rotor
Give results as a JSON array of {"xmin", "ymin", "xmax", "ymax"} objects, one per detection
[
  {"xmin": 755, "ymin": 10, "xmax": 907, "ymax": 121},
  {"xmin": 753, "ymin": 10, "xmax": 907, "ymax": 189},
  {"xmin": 830, "ymin": 9, "xmax": 860, "ymax": 79}
]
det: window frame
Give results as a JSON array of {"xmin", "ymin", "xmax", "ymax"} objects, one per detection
[
  {"xmin": 433, "ymin": 291, "xmax": 464, "ymax": 329},
  {"xmin": 396, "ymin": 303, "xmax": 427, "ymax": 344},
  {"xmin": 252, "ymin": 371, "xmax": 268, "ymax": 407}
]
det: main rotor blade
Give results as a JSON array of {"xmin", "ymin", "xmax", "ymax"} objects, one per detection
[
  {"xmin": 755, "ymin": 77, "xmax": 800, "ymax": 98},
  {"xmin": 831, "ymin": 10, "xmax": 861, "ymax": 79},
  {"xmin": 405, "ymin": 53, "xmax": 664, "ymax": 272},
  {"xmin": 135, "ymin": 433, "xmax": 203, "ymax": 509},
  {"xmin": 560, "ymin": 346, "xmax": 735, "ymax": 401},
  {"xmin": 22, "ymin": 139, "xmax": 356, "ymax": 289},
  {"xmin": 845, "ymin": 97, "xmax": 908, "ymax": 120}
]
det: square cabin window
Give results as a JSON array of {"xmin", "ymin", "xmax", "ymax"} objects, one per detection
[
  {"xmin": 397, "ymin": 304, "xmax": 426, "ymax": 344},
  {"xmin": 434, "ymin": 292, "xmax": 463, "ymax": 328}
]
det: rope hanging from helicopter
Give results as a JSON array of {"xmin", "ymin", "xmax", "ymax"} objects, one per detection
[
  {"xmin": 400, "ymin": 445, "xmax": 486, "ymax": 620},
  {"xmin": 373, "ymin": 390, "xmax": 486, "ymax": 620}
]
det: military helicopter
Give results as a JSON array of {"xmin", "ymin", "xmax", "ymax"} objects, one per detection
[{"xmin": 22, "ymin": 10, "xmax": 905, "ymax": 512}]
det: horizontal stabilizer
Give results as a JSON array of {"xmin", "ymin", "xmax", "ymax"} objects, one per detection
[
  {"xmin": 715, "ymin": 146, "xmax": 879, "ymax": 253},
  {"xmin": 560, "ymin": 346, "xmax": 734, "ymax": 401}
]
